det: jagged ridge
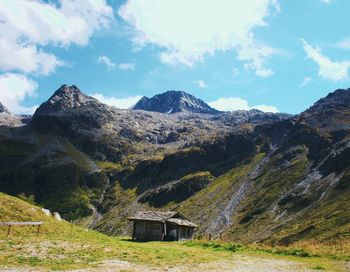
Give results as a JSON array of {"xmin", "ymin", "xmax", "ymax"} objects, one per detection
[{"xmin": 133, "ymin": 90, "xmax": 220, "ymax": 114}]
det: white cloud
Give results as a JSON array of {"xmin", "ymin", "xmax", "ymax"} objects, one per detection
[
  {"xmin": 0, "ymin": 0, "xmax": 112, "ymax": 46},
  {"xmin": 0, "ymin": 73, "xmax": 38, "ymax": 114},
  {"xmin": 208, "ymin": 97, "xmax": 278, "ymax": 112},
  {"xmin": 0, "ymin": 38, "xmax": 63, "ymax": 75},
  {"xmin": 300, "ymin": 76, "xmax": 312, "ymax": 87},
  {"xmin": 302, "ymin": 39, "xmax": 350, "ymax": 81},
  {"xmin": 194, "ymin": 79, "xmax": 208, "ymax": 89},
  {"xmin": 98, "ymin": 56, "xmax": 116, "ymax": 69},
  {"xmin": 0, "ymin": 0, "xmax": 113, "ymax": 113},
  {"xmin": 119, "ymin": 0, "xmax": 279, "ymax": 76},
  {"xmin": 91, "ymin": 93, "xmax": 142, "ymax": 109},
  {"xmin": 237, "ymin": 42, "xmax": 275, "ymax": 77},
  {"xmin": 209, "ymin": 98, "xmax": 249, "ymax": 111},
  {"xmin": 253, "ymin": 104, "xmax": 278, "ymax": 112},
  {"xmin": 321, "ymin": 0, "xmax": 335, "ymax": 4},
  {"xmin": 335, "ymin": 38, "xmax": 350, "ymax": 50},
  {"xmin": 0, "ymin": 0, "xmax": 113, "ymax": 75},
  {"xmin": 118, "ymin": 63, "xmax": 135, "ymax": 71},
  {"xmin": 97, "ymin": 57, "xmax": 135, "ymax": 71}
]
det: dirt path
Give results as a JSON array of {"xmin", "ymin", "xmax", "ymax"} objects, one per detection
[
  {"xmin": 180, "ymin": 254, "xmax": 314, "ymax": 272},
  {"xmin": 0, "ymin": 254, "xmax": 320, "ymax": 272},
  {"xmin": 74, "ymin": 254, "xmax": 350, "ymax": 272},
  {"xmin": 0, "ymin": 254, "xmax": 350, "ymax": 272}
]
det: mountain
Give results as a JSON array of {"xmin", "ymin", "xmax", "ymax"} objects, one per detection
[
  {"xmin": 0, "ymin": 101, "xmax": 31, "ymax": 127},
  {"xmin": 133, "ymin": 90, "xmax": 220, "ymax": 114},
  {"xmin": 0, "ymin": 85, "xmax": 349, "ymax": 247},
  {"xmin": 34, "ymin": 84, "xmax": 101, "ymax": 115},
  {"xmin": 298, "ymin": 87, "xmax": 350, "ymax": 131},
  {"xmin": 0, "ymin": 102, "xmax": 10, "ymax": 114}
]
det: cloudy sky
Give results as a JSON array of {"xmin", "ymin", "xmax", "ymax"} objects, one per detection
[{"xmin": 0, "ymin": 0, "xmax": 349, "ymax": 114}]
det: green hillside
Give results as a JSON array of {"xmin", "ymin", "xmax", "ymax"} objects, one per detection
[{"xmin": 0, "ymin": 192, "xmax": 348, "ymax": 271}]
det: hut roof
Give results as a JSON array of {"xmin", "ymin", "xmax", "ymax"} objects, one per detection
[
  {"xmin": 128, "ymin": 210, "xmax": 197, "ymax": 228},
  {"xmin": 128, "ymin": 211, "xmax": 177, "ymax": 221},
  {"xmin": 167, "ymin": 218, "xmax": 197, "ymax": 227}
]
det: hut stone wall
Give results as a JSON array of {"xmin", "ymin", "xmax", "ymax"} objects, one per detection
[{"xmin": 133, "ymin": 220, "xmax": 164, "ymax": 241}]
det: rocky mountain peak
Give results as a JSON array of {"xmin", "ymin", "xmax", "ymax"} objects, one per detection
[
  {"xmin": 300, "ymin": 87, "xmax": 350, "ymax": 115},
  {"xmin": 0, "ymin": 102, "xmax": 10, "ymax": 115},
  {"xmin": 33, "ymin": 84, "xmax": 99, "ymax": 116},
  {"xmin": 312, "ymin": 88, "xmax": 350, "ymax": 109},
  {"xmin": 298, "ymin": 87, "xmax": 350, "ymax": 130},
  {"xmin": 133, "ymin": 90, "xmax": 220, "ymax": 115}
]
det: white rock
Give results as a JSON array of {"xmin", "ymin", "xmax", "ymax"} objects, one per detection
[
  {"xmin": 53, "ymin": 212, "xmax": 62, "ymax": 221},
  {"xmin": 41, "ymin": 208, "xmax": 51, "ymax": 216}
]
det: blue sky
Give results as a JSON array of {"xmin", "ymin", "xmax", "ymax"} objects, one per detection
[{"xmin": 0, "ymin": 0, "xmax": 349, "ymax": 114}]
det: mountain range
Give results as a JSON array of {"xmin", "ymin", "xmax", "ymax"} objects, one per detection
[{"xmin": 0, "ymin": 85, "xmax": 349, "ymax": 245}]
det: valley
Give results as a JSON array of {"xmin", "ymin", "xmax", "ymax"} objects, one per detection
[{"xmin": 0, "ymin": 85, "xmax": 350, "ymax": 250}]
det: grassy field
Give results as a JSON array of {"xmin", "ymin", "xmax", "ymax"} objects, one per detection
[{"xmin": 0, "ymin": 192, "xmax": 349, "ymax": 271}]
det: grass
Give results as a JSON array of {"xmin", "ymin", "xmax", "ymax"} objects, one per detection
[
  {"xmin": 96, "ymin": 160, "xmax": 122, "ymax": 171},
  {"xmin": 180, "ymin": 171, "xmax": 214, "ymax": 182},
  {"xmin": 279, "ymin": 240, "xmax": 350, "ymax": 261},
  {"xmin": 0, "ymin": 235, "xmax": 231, "ymax": 270},
  {"xmin": 313, "ymin": 266, "xmax": 326, "ymax": 270},
  {"xmin": 185, "ymin": 241, "xmax": 243, "ymax": 252},
  {"xmin": 1, "ymin": 234, "xmax": 347, "ymax": 271},
  {"xmin": 183, "ymin": 240, "xmax": 349, "ymax": 271},
  {"xmin": 0, "ymin": 192, "xmax": 349, "ymax": 271},
  {"xmin": 0, "ymin": 192, "xmax": 230, "ymax": 270}
]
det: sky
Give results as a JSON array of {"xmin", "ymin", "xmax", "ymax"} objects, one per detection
[{"xmin": 0, "ymin": 0, "xmax": 349, "ymax": 114}]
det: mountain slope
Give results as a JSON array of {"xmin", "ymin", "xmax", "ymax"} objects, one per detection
[
  {"xmin": 0, "ymin": 85, "xmax": 349, "ymax": 246},
  {"xmin": 96, "ymin": 88, "xmax": 350, "ymax": 244},
  {"xmin": 133, "ymin": 90, "xmax": 220, "ymax": 114},
  {"xmin": 0, "ymin": 85, "xmax": 289, "ymax": 222},
  {"xmin": 179, "ymin": 88, "xmax": 350, "ymax": 244},
  {"xmin": 0, "ymin": 192, "xmax": 75, "ymax": 235}
]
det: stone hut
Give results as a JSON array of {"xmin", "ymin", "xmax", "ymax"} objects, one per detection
[{"xmin": 128, "ymin": 211, "xmax": 197, "ymax": 241}]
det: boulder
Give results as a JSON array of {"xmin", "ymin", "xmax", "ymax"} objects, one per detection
[
  {"xmin": 41, "ymin": 208, "xmax": 51, "ymax": 216},
  {"xmin": 53, "ymin": 212, "xmax": 62, "ymax": 221}
]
